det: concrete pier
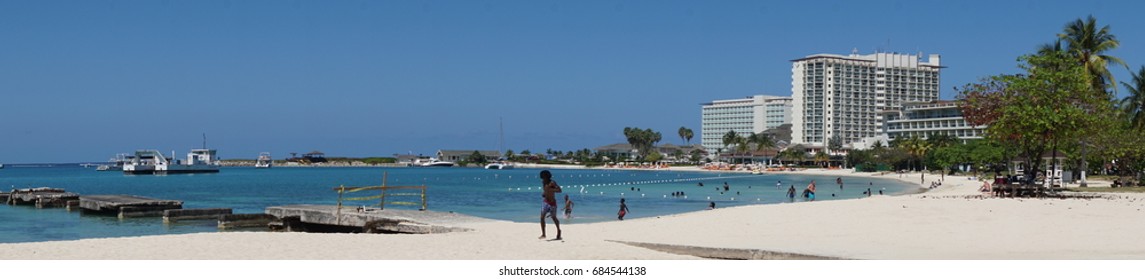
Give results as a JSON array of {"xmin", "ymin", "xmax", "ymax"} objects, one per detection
[
  {"xmin": 163, "ymin": 208, "xmax": 233, "ymax": 223},
  {"xmin": 79, "ymin": 195, "xmax": 183, "ymax": 219},
  {"xmin": 7, "ymin": 188, "xmax": 80, "ymax": 208},
  {"xmin": 265, "ymin": 204, "xmax": 490, "ymax": 234},
  {"xmin": 218, "ymin": 214, "xmax": 277, "ymax": 229}
]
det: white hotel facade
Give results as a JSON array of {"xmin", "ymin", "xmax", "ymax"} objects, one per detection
[
  {"xmin": 700, "ymin": 95, "xmax": 792, "ymax": 155},
  {"xmin": 882, "ymin": 100, "xmax": 986, "ymax": 142},
  {"xmin": 790, "ymin": 52, "xmax": 942, "ymax": 151}
]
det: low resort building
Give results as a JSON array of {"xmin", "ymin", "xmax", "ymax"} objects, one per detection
[{"xmin": 436, "ymin": 150, "xmax": 501, "ymax": 163}]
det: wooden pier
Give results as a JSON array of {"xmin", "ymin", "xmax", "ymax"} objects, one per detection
[
  {"xmin": 6, "ymin": 188, "xmax": 80, "ymax": 208},
  {"xmin": 79, "ymin": 195, "xmax": 183, "ymax": 219},
  {"xmin": 265, "ymin": 204, "xmax": 489, "ymax": 234}
]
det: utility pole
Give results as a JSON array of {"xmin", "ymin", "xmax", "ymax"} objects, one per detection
[{"xmin": 1080, "ymin": 140, "xmax": 1088, "ymax": 187}]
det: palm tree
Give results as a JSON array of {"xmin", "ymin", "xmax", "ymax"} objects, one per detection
[
  {"xmin": 827, "ymin": 135, "xmax": 843, "ymax": 154},
  {"xmin": 1121, "ymin": 66, "xmax": 1145, "ymax": 130},
  {"xmin": 678, "ymin": 127, "xmax": 688, "ymax": 145},
  {"xmin": 926, "ymin": 132, "xmax": 959, "ymax": 148},
  {"xmin": 814, "ymin": 151, "xmax": 830, "ymax": 168},
  {"xmin": 902, "ymin": 135, "xmax": 932, "ymax": 171},
  {"xmin": 747, "ymin": 132, "xmax": 775, "ymax": 165},
  {"xmin": 1057, "ymin": 15, "xmax": 1127, "ymax": 94},
  {"xmin": 734, "ymin": 134, "xmax": 750, "ymax": 164},
  {"xmin": 678, "ymin": 127, "xmax": 694, "ymax": 145},
  {"xmin": 781, "ymin": 144, "xmax": 806, "ymax": 166},
  {"xmin": 722, "ymin": 130, "xmax": 738, "ymax": 160},
  {"xmin": 749, "ymin": 133, "xmax": 775, "ymax": 152}
]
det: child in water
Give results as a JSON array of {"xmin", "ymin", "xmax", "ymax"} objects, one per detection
[{"xmin": 618, "ymin": 198, "xmax": 629, "ymax": 220}]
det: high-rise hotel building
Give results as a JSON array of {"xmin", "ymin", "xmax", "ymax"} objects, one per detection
[
  {"xmin": 790, "ymin": 52, "xmax": 942, "ymax": 151},
  {"xmin": 700, "ymin": 95, "xmax": 793, "ymax": 155}
]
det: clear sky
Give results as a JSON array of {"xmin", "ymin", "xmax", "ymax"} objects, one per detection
[{"xmin": 2, "ymin": 0, "xmax": 1143, "ymax": 163}]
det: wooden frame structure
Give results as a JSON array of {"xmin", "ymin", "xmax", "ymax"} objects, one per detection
[{"xmin": 332, "ymin": 172, "xmax": 427, "ymax": 222}]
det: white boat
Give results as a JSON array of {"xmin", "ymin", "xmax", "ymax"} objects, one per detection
[
  {"xmin": 255, "ymin": 152, "xmax": 272, "ymax": 168},
  {"xmin": 484, "ymin": 117, "xmax": 513, "ymax": 170},
  {"xmin": 484, "ymin": 161, "xmax": 514, "ymax": 170},
  {"xmin": 123, "ymin": 149, "xmax": 220, "ymax": 175},
  {"xmin": 96, "ymin": 153, "xmax": 132, "ymax": 171},
  {"xmin": 414, "ymin": 158, "xmax": 455, "ymax": 167}
]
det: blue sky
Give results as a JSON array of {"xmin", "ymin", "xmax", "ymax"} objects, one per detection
[{"xmin": 2, "ymin": 0, "xmax": 1143, "ymax": 163}]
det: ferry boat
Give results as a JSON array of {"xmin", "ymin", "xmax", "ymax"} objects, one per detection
[
  {"xmin": 123, "ymin": 149, "xmax": 220, "ymax": 175},
  {"xmin": 255, "ymin": 152, "xmax": 272, "ymax": 168}
]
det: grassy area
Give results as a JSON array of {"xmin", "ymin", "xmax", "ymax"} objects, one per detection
[{"xmin": 1064, "ymin": 187, "xmax": 1145, "ymax": 193}]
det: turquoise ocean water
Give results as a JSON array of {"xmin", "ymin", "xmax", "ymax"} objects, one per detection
[{"xmin": 0, "ymin": 165, "xmax": 913, "ymax": 243}]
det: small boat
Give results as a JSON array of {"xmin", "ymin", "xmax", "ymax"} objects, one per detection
[
  {"xmin": 124, "ymin": 149, "xmax": 220, "ymax": 175},
  {"xmin": 414, "ymin": 158, "xmax": 455, "ymax": 167},
  {"xmin": 255, "ymin": 152, "xmax": 272, "ymax": 168},
  {"xmin": 484, "ymin": 161, "xmax": 514, "ymax": 170},
  {"xmin": 484, "ymin": 118, "xmax": 513, "ymax": 170}
]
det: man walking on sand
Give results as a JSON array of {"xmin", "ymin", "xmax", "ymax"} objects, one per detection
[{"xmin": 538, "ymin": 170, "xmax": 562, "ymax": 240}]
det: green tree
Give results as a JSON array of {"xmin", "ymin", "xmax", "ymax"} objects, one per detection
[
  {"xmin": 958, "ymin": 51, "xmax": 1108, "ymax": 190},
  {"xmin": 897, "ymin": 135, "xmax": 932, "ymax": 171},
  {"xmin": 689, "ymin": 149, "xmax": 704, "ymax": 163},
  {"xmin": 467, "ymin": 150, "xmax": 488, "ymax": 165},
  {"xmin": 813, "ymin": 151, "xmax": 829, "ymax": 168},
  {"xmin": 1120, "ymin": 66, "xmax": 1145, "ymax": 130},
  {"xmin": 926, "ymin": 133, "xmax": 959, "ymax": 149},
  {"xmin": 966, "ymin": 139, "xmax": 1007, "ymax": 177},
  {"xmin": 781, "ymin": 144, "xmax": 806, "ymax": 166},
  {"xmin": 929, "ymin": 144, "xmax": 968, "ymax": 176},
  {"xmin": 678, "ymin": 127, "xmax": 694, "ymax": 145},
  {"xmin": 733, "ymin": 134, "xmax": 750, "ymax": 163},
  {"xmin": 1056, "ymin": 15, "xmax": 1127, "ymax": 94},
  {"xmin": 721, "ymin": 130, "xmax": 738, "ymax": 155},
  {"xmin": 646, "ymin": 151, "xmax": 664, "ymax": 163},
  {"xmin": 504, "ymin": 149, "xmax": 515, "ymax": 161},
  {"xmin": 623, "ymin": 127, "xmax": 662, "ymax": 161},
  {"xmin": 747, "ymin": 132, "xmax": 775, "ymax": 164},
  {"xmin": 828, "ymin": 135, "xmax": 843, "ymax": 154},
  {"xmin": 749, "ymin": 132, "xmax": 775, "ymax": 152}
]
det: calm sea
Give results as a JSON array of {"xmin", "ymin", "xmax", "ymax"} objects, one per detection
[{"xmin": 0, "ymin": 165, "xmax": 913, "ymax": 243}]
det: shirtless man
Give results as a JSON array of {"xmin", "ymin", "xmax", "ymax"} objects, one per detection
[
  {"xmin": 563, "ymin": 194, "xmax": 574, "ymax": 219},
  {"xmin": 538, "ymin": 170, "xmax": 562, "ymax": 240}
]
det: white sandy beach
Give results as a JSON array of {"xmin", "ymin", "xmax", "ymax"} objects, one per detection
[{"xmin": 1, "ymin": 167, "xmax": 1143, "ymax": 260}]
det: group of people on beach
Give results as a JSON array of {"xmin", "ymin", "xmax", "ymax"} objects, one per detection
[{"xmin": 536, "ymin": 170, "xmax": 889, "ymax": 240}]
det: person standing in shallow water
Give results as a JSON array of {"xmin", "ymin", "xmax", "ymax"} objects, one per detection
[
  {"xmin": 618, "ymin": 198, "xmax": 629, "ymax": 220},
  {"xmin": 538, "ymin": 170, "xmax": 562, "ymax": 240},
  {"xmin": 806, "ymin": 180, "xmax": 817, "ymax": 201},
  {"xmin": 563, "ymin": 194, "xmax": 574, "ymax": 220}
]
